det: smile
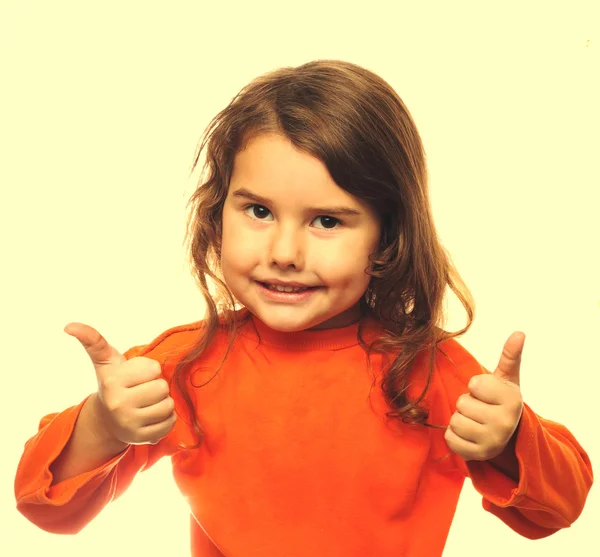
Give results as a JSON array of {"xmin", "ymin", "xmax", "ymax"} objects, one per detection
[
  {"xmin": 256, "ymin": 281, "xmax": 321, "ymax": 302},
  {"xmin": 264, "ymin": 284, "xmax": 309, "ymax": 293}
]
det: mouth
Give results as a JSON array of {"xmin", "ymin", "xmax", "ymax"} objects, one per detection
[
  {"xmin": 257, "ymin": 281, "xmax": 316, "ymax": 293},
  {"xmin": 255, "ymin": 281, "xmax": 322, "ymax": 302}
]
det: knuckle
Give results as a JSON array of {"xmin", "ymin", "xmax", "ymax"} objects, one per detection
[
  {"xmin": 150, "ymin": 360, "xmax": 162, "ymax": 376},
  {"xmin": 153, "ymin": 431, "xmax": 166, "ymax": 444},
  {"xmin": 485, "ymin": 446, "xmax": 498, "ymax": 460},
  {"xmin": 137, "ymin": 357, "xmax": 161, "ymax": 378},
  {"xmin": 493, "ymin": 415, "xmax": 512, "ymax": 433},
  {"xmin": 159, "ymin": 379, "xmax": 170, "ymax": 396},
  {"xmin": 116, "ymin": 416, "xmax": 128, "ymax": 430},
  {"xmin": 102, "ymin": 375, "xmax": 118, "ymax": 390},
  {"xmin": 118, "ymin": 412, "xmax": 135, "ymax": 429},
  {"xmin": 472, "ymin": 446, "xmax": 487, "ymax": 460},
  {"xmin": 104, "ymin": 397, "xmax": 122, "ymax": 413},
  {"xmin": 494, "ymin": 437, "xmax": 506, "ymax": 452},
  {"xmin": 130, "ymin": 428, "xmax": 145, "ymax": 444}
]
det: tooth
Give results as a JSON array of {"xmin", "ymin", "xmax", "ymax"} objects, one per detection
[{"xmin": 267, "ymin": 284, "xmax": 306, "ymax": 292}]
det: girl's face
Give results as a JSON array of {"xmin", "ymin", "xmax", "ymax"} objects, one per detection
[{"xmin": 220, "ymin": 133, "xmax": 381, "ymax": 331}]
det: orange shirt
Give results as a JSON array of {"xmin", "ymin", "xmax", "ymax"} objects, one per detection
[{"xmin": 15, "ymin": 310, "xmax": 593, "ymax": 556}]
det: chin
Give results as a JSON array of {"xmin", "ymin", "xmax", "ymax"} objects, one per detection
[
  {"xmin": 258, "ymin": 314, "xmax": 316, "ymax": 332},
  {"xmin": 245, "ymin": 306, "xmax": 316, "ymax": 331}
]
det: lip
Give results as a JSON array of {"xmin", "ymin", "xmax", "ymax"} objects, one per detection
[
  {"xmin": 255, "ymin": 281, "xmax": 321, "ymax": 303},
  {"xmin": 258, "ymin": 279, "xmax": 314, "ymax": 288}
]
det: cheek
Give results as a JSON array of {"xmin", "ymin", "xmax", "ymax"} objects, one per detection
[
  {"xmin": 316, "ymin": 239, "xmax": 374, "ymax": 285},
  {"xmin": 220, "ymin": 215, "xmax": 249, "ymax": 279},
  {"xmin": 221, "ymin": 213, "xmax": 254, "ymax": 260}
]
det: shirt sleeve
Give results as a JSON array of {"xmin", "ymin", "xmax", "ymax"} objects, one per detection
[
  {"xmin": 14, "ymin": 344, "xmax": 177, "ymax": 534},
  {"xmin": 437, "ymin": 338, "xmax": 594, "ymax": 539},
  {"xmin": 466, "ymin": 400, "xmax": 594, "ymax": 539}
]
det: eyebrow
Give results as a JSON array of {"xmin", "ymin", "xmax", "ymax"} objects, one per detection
[{"xmin": 231, "ymin": 187, "xmax": 362, "ymax": 217}]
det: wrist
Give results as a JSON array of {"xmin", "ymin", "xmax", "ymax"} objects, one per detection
[
  {"xmin": 488, "ymin": 428, "xmax": 519, "ymax": 481},
  {"xmin": 88, "ymin": 393, "xmax": 129, "ymax": 450}
]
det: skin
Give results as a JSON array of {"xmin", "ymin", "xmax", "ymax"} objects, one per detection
[
  {"xmin": 220, "ymin": 133, "xmax": 381, "ymax": 332},
  {"xmin": 220, "ymin": 132, "xmax": 526, "ymax": 470},
  {"xmin": 446, "ymin": 331, "xmax": 525, "ymax": 477}
]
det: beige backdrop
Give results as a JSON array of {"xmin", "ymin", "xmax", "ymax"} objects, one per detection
[{"xmin": 2, "ymin": 0, "xmax": 598, "ymax": 555}]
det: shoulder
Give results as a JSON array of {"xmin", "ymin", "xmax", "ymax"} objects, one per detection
[
  {"xmin": 122, "ymin": 319, "xmax": 208, "ymax": 361},
  {"xmin": 398, "ymin": 336, "xmax": 492, "ymax": 426},
  {"xmin": 427, "ymin": 336, "xmax": 492, "ymax": 401},
  {"xmin": 121, "ymin": 308, "xmax": 250, "ymax": 362}
]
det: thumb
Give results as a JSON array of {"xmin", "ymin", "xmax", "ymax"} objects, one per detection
[
  {"xmin": 64, "ymin": 322, "xmax": 127, "ymax": 373},
  {"xmin": 492, "ymin": 331, "xmax": 525, "ymax": 387}
]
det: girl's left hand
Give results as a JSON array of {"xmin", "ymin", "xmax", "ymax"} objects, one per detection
[{"xmin": 445, "ymin": 332, "xmax": 526, "ymax": 462}]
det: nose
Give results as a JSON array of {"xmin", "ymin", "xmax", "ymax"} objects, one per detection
[{"xmin": 268, "ymin": 224, "xmax": 305, "ymax": 269}]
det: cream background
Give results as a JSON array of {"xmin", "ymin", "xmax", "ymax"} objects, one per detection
[{"xmin": 1, "ymin": 1, "xmax": 598, "ymax": 555}]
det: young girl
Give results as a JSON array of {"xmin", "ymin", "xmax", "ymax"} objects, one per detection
[{"xmin": 14, "ymin": 60, "xmax": 593, "ymax": 557}]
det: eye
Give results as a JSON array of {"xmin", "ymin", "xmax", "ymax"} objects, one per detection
[
  {"xmin": 244, "ymin": 204, "xmax": 273, "ymax": 221},
  {"xmin": 242, "ymin": 204, "xmax": 342, "ymax": 230},
  {"xmin": 313, "ymin": 215, "xmax": 342, "ymax": 230}
]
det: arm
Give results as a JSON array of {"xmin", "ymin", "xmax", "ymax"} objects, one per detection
[
  {"xmin": 438, "ymin": 337, "xmax": 593, "ymax": 539},
  {"xmin": 14, "ymin": 344, "xmax": 175, "ymax": 534},
  {"xmin": 466, "ymin": 403, "xmax": 594, "ymax": 539},
  {"xmin": 487, "ymin": 421, "xmax": 519, "ymax": 482},
  {"xmin": 49, "ymin": 392, "xmax": 129, "ymax": 485},
  {"xmin": 14, "ymin": 393, "xmax": 156, "ymax": 534}
]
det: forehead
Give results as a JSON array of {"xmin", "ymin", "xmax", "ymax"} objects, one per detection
[{"xmin": 229, "ymin": 134, "xmax": 363, "ymax": 209}]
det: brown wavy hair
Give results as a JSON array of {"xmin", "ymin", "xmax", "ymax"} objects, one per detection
[{"xmin": 171, "ymin": 59, "xmax": 475, "ymax": 450}]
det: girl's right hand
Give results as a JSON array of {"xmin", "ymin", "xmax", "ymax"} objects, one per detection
[{"xmin": 63, "ymin": 322, "xmax": 177, "ymax": 446}]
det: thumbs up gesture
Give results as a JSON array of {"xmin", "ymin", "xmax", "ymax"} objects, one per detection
[
  {"xmin": 64, "ymin": 322, "xmax": 177, "ymax": 446},
  {"xmin": 445, "ymin": 332, "xmax": 525, "ymax": 461}
]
